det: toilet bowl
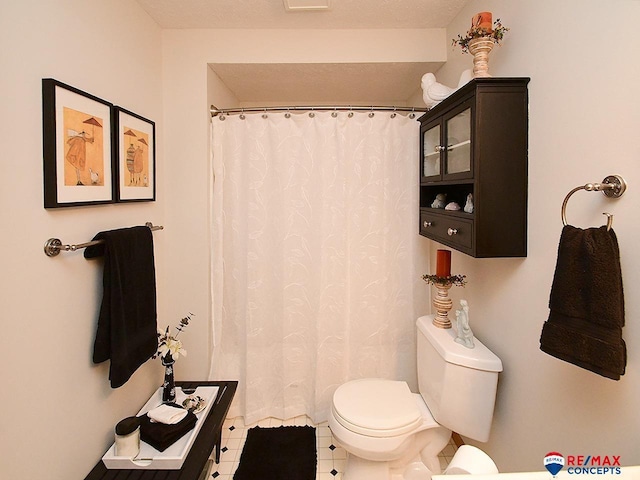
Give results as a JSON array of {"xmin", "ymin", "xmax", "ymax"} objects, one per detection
[
  {"xmin": 329, "ymin": 315, "xmax": 503, "ymax": 480},
  {"xmin": 329, "ymin": 379, "xmax": 451, "ymax": 479}
]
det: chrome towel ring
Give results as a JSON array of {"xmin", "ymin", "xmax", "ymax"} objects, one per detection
[{"xmin": 561, "ymin": 175, "xmax": 627, "ymax": 230}]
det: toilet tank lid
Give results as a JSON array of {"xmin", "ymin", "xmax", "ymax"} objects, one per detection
[{"xmin": 417, "ymin": 315, "xmax": 503, "ymax": 372}]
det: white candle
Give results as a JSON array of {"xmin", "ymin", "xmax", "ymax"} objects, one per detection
[{"xmin": 115, "ymin": 417, "xmax": 140, "ymax": 458}]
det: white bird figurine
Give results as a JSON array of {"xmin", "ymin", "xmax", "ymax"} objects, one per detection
[
  {"xmin": 421, "ymin": 70, "xmax": 474, "ymax": 108},
  {"xmin": 421, "ymin": 73, "xmax": 455, "ymax": 108},
  {"xmin": 89, "ymin": 168, "xmax": 99, "ymax": 185}
]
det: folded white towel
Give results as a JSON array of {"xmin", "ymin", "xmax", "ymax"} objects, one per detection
[{"xmin": 147, "ymin": 404, "xmax": 188, "ymax": 425}]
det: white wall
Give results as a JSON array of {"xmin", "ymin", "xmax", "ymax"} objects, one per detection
[
  {"xmin": 433, "ymin": 0, "xmax": 640, "ymax": 471},
  {"xmin": 3, "ymin": 1, "xmax": 639, "ymax": 477},
  {"xmin": 0, "ymin": 1, "xmax": 165, "ymax": 478}
]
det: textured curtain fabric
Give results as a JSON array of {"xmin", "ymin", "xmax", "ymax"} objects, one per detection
[{"xmin": 210, "ymin": 111, "xmax": 429, "ymax": 424}]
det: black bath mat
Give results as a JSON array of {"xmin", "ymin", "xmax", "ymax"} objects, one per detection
[{"xmin": 233, "ymin": 425, "xmax": 317, "ymax": 480}]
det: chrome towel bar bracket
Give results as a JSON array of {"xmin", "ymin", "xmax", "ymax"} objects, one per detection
[{"xmin": 561, "ymin": 175, "xmax": 627, "ymax": 230}]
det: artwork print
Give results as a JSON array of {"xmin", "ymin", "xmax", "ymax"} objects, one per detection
[
  {"xmin": 123, "ymin": 126, "xmax": 149, "ymax": 187},
  {"xmin": 115, "ymin": 108, "xmax": 155, "ymax": 202},
  {"xmin": 63, "ymin": 107, "xmax": 106, "ymax": 187},
  {"xmin": 43, "ymin": 79, "xmax": 114, "ymax": 207}
]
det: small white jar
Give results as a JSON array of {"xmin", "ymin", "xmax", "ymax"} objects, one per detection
[{"xmin": 115, "ymin": 416, "xmax": 140, "ymax": 458}]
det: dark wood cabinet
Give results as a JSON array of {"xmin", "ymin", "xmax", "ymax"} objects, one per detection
[{"xmin": 419, "ymin": 77, "xmax": 529, "ymax": 258}]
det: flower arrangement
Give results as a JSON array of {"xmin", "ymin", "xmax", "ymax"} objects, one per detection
[
  {"xmin": 422, "ymin": 274, "xmax": 467, "ymax": 287},
  {"xmin": 155, "ymin": 312, "xmax": 193, "ymax": 363},
  {"xmin": 452, "ymin": 18, "xmax": 510, "ymax": 54}
]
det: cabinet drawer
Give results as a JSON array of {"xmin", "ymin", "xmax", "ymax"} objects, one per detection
[{"xmin": 420, "ymin": 210, "xmax": 473, "ymax": 250}]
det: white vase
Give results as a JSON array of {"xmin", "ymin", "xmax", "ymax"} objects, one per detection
[{"xmin": 467, "ymin": 37, "xmax": 495, "ymax": 78}]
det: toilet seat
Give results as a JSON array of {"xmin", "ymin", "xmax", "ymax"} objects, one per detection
[{"xmin": 332, "ymin": 379, "xmax": 423, "ymax": 437}]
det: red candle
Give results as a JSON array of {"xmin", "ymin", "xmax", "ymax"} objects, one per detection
[
  {"xmin": 472, "ymin": 11, "xmax": 493, "ymax": 33},
  {"xmin": 436, "ymin": 249, "xmax": 451, "ymax": 277}
]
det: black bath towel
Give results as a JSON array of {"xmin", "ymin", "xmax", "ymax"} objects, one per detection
[
  {"xmin": 85, "ymin": 226, "xmax": 158, "ymax": 388},
  {"xmin": 540, "ymin": 225, "xmax": 626, "ymax": 380}
]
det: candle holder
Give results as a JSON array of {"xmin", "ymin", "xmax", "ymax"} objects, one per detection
[
  {"xmin": 451, "ymin": 16, "xmax": 510, "ymax": 78},
  {"xmin": 467, "ymin": 37, "xmax": 495, "ymax": 77},
  {"xmin": 422, "ymin": 274, "xmax": 467, "ymax": 329}
]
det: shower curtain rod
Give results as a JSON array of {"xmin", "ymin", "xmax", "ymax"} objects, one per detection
[{"xmin": 210, "ymin": 104, "xmax": 428, "ymax": 118}]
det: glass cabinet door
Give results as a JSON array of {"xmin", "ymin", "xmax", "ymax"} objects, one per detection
[
  {"xmin": 422, "ymin": 124, "xmax": 441, "ymax": 177},
  {"xmin": 445, "ymin": 107, "xmax": 471, "ymax": 175}
]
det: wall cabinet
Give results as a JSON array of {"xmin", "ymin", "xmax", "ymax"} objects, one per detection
[{"xmin": 419, "ymin": 78, "xmax": 530, "ymax": 257}]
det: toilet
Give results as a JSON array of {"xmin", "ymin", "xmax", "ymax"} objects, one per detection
[{"xmin": 328, "ymin": 315, "xmax": 503, "ymax": 480}]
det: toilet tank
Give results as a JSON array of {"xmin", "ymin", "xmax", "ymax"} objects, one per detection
[{"xmin": 416, "ymin": 315, "xmax": 503, "ymax": 442}]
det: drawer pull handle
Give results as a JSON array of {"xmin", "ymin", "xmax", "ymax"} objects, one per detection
[
  {"xmin": 423, "ymin": 221, "xmax": 433, "ymax": 228},
  {"xmin": 447, "ymin": 228, "xmax": 458, "ymax": 236}
]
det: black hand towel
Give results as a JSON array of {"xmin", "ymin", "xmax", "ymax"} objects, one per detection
[
  {"xmin": 540, "ymin": 225, "xmax": 626, "ymax": 380},
  {"xmin": 85, "ymin": 226, "xmax": 158, "ymax": 388},
  {"xmin": 138, "ymin": 407, "xmax": 197, "ymax": 452}
]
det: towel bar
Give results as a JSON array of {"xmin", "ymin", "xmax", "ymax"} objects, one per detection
[
  {"xmin": 43, "ymin": 222, "xmax": 163, "ymax": 257},
  {"xmin": 561, "ymin": 175, "xmax": 627, "ymax": 230}
]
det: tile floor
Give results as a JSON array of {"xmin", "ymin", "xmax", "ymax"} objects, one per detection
[{"xmin": 204, "ymin": 416, "xmax": 459, "ymax": 480}]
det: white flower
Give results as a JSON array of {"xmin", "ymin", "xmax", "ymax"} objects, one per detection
[
  {"xmin": 159, "ymin": 337, "xmax": 187, "ymax": 360},
  {"xmin": 155, "ymin": 313, "xmax": 193, "ymax": 362}
]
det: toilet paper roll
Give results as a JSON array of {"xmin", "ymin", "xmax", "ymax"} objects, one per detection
[{"xmin": 444, "ymin": 445, "xmax": 499, "ymax": 475}]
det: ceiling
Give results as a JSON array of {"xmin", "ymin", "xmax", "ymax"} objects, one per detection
[
  {"xmin": 209, "ymin": 62, "xmax": 444, "ymax": 105},
  {"xmin": 135, "ymin": 0, "xmax": 470, "ymax": 105},
  {"xmin": 135, "ymin": 0, "xmax": 468, "ymax": 29}
]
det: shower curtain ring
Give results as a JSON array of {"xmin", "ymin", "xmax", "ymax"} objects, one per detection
[
  {"xmin": 331, "ymin": 108, "xmax": 338, "ymax": 118},
  {"xmin": 285, "ymin": 108, "xmax": 291, "ymax": 118},
  {"xmin": 391, "ymin": 107, "xmax": 397, "ymax": 119},
  {"xmin": 368, "ymin": 106, "xmax": 375, "ymax": 118},
  {"xmin": 409, "ymin": 108, "xmax": 416, "ymax": 119},
  {"xmin": 239, "ymin": 109, "xmax": 245, "ymax": 120},
  {"xmin": 309, "ymin": 108, "xmax": 315, "ymax": 118},
  {"xmin": 348, "ymin": 106, "xmax": 354, "ymax": 118}
]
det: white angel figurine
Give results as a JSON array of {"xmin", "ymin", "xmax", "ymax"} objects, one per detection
[
  {"xmin": 455, "ymin": 299, "xmax": 475, "ymax": 348},
  {"xmin": 464, "ymin": 193, "xmax": 474, "ymax": 214}
]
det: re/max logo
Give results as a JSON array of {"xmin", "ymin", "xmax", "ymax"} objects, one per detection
[{"xmin": 566, "ymin": 456, "xmax": 621, "ymax": 466}]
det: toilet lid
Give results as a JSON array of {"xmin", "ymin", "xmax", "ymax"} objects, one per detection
[{"xmin": 332, "ymin": 379, "xmax": 422, "ymax": 437}]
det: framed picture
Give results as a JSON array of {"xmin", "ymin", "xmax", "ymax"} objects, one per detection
[
  {"xmin": 113, "ymin": 107, "xmax": 156, "ymax": 202},
  {"xmin": 42, "ymin": 78, "xmax": 114, "ymax": 208}
]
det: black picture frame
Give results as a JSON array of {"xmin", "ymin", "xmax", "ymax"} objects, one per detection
[
  {"xmin": 113, "ymin": 107, "xmax": 156, "ymax": 202},
  {"xmin": 42, "ymin": 78, "xmax": 115, "ymax": 208}
]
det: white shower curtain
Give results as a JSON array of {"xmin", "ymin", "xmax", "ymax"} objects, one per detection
[{"xmin": 210, "ymin": 111, "xmax": 429, "ymax": 424}]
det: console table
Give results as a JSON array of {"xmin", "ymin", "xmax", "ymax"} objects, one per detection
[{"xmin": 84, "ymin": 380, "xmax": 237, "ymax": 480}]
